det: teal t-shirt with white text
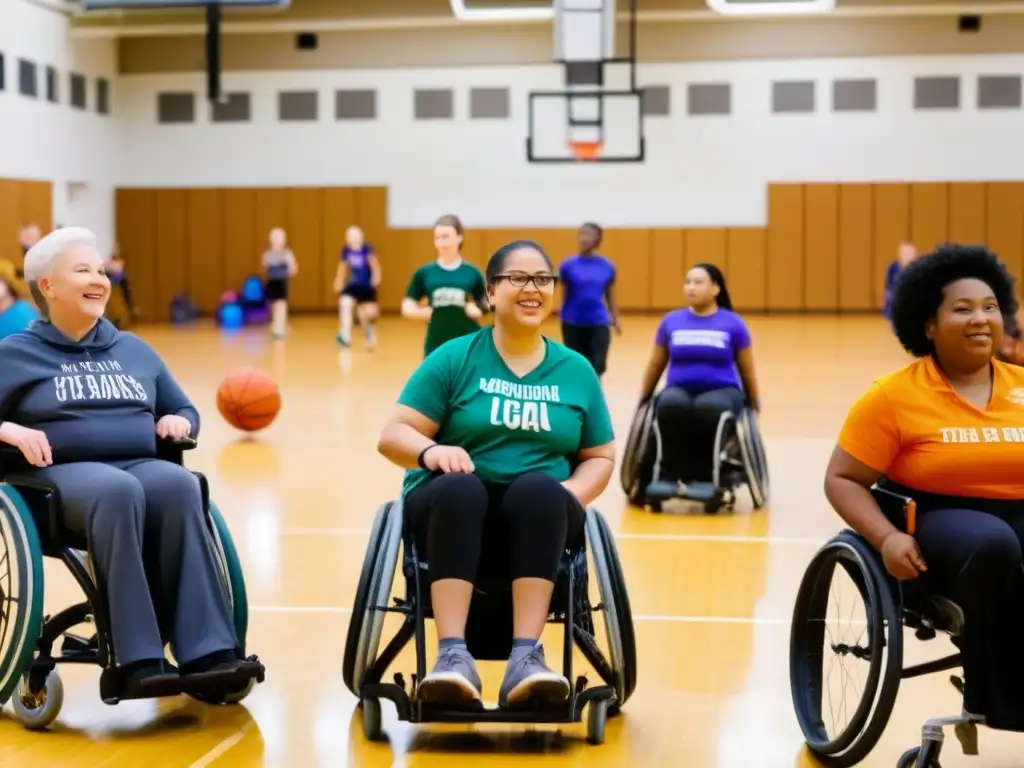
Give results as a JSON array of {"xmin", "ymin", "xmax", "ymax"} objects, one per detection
[{"xmin": 397, "ymin": 328, "xmax": 615, "ymax": 497}]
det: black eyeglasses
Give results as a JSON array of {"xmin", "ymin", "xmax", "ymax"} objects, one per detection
[{"xmin": 494, "ymin": 273, "xmax": 558, "ymax": 289}]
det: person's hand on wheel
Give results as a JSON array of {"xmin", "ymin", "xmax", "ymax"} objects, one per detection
[
  {"xmin": 156, "ymin": 415, "xmax": 192, "ymax": 440},
  {"xmin": 880, "ymin": 531, "xmax": 927, "ymax": 580},
  {"xmin": 0, "ymin": 422, "xmax": 52, "ymax": 467},
  {"xmin": 423, "ymin": 445, "xmax": 474, "ymax": 474}
]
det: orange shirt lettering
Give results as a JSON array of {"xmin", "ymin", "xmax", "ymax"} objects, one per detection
[{"xmin": 836, "ymin": 357, "xmax": 1024, "ymax": 500}]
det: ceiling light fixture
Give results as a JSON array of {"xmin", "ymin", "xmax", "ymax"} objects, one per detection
[
  {"xmin": 448, "ymin": 0, "xmax": 554, "ymax": 22},
  {"xmin": 706, "ymin": 0, "xmax": 836, "ymax": 15}
]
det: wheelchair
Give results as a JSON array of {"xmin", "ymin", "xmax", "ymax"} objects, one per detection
[
  {"xmin": 0, "ymin": 437, "xmax": 263, "ymax": 730},
  {"xmin": 789, "ymin": 481, "xmax": 983, "ymax": 768},
  {"xmin": 342, "ymin": 497, "xmax": 637, "ymax": 745},
  {"xmin": 619, "ymin": 393, "xmax": 768, "ymax": 514}
]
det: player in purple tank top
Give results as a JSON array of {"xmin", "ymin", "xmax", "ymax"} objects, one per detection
[
  {"xmin": 637, "ymin": 263, "xmax": 763, "ymax": 491},
  {"xmin": 334, "ymin": 225, "xmax": 382, "ymax": 350}
]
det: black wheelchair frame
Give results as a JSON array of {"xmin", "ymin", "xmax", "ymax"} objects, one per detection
[
  {"xmin": 789, "ymin": 481, "xmax": 983, "ymax": 768},
  {"xmin": 342, "ymin": 498, "xmax": 637, "ymax": 745},
  {"xmin": 620, "ymin": 394, "xmax": 769, "ymax": 514},
  {"xmin": 0, "ymin": 438, "xmax": 260, "ymax": 729}
]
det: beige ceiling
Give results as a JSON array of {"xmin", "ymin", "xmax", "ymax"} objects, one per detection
[{"xmin": 73, "ymin": 0, "xmax": 1024, "ymax": 36}]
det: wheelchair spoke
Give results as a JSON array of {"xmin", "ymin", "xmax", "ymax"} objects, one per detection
[{"xmin": 820, "ymin": 564, "xmax": 872, "ymax": 743}]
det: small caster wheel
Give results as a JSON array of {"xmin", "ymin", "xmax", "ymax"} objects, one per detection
[
  {"xmin": 896, "ymin": 743, "xmax": 942, "ymax": 768},
  {"xmin": 12, "ymin": 670, "xmax": 64, "ymax": 731},
  {"xmin": 586, "ymin": 699, "xmax": 608, "ymax": 745},
  {"xmin": 361, "ymin": 697, "xmax": 384, "ymax": 741}
]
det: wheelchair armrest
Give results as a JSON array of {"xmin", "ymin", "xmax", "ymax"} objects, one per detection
[
  {"xmin": 156, "ymin": 436, "xmax": 197, "ymax": 465},
  {"xmin": 870, "ymin": 480, "xmax": 918, "ymax": 536}
]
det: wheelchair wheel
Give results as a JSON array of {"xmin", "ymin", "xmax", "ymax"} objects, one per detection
[
  {"xmin": 0, "ymin": 485, "xmax": 46, "ymax": 709},
  {"xmin": 619, "ymin": 399, "xmax": 656, "ymax": 507},
  {"xmin": 342, "ymin": 500, "xmax": 403, "ymax": 697},
  {"xmin": 736, "ymin": 410, "xmax": 769, "ymax": 510},
  {"xmin": 205, "ymin": 501, "xmax": 255, "ymax": 705},
  {"xmin": 208, "ymin": 501, "xmax": 249, "ymax": 655},
  {"xmin": 584, "ymin": 509, "xmax": 637, "ymax": 714},
  {"xmin": 790, "ymin": 530, "xmax": 902, "ymax": 767}
]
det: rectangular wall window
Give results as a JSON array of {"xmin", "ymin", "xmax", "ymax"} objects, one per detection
[
  {"xmin": 469, "ymin": 87, "xmax": 510, "ymax": 120},
  {"xmin": 772, "ymin": 80, "xmax": 815, "ymax": 113},
  {"xmin": 18, "ymin": 59, "xmax": 37, "ymax": 98},
  {"xmin": 70, "ymin": 73, "xmax": 87, "ymax": 110},
  {"xmin": 96, "ymin": 78, "xmax": 110, "ymax": 115},
  {"xmin": 335, "ymin": 89, "xmax": 376, "ymax": 120},
  {"xmin": 914, "ymin": 76, "xmax": 960, "ymax": 110},
  {"xmin": 278, "ymin": 90, "xmax": 318, "ymax": 121},
  {"xmin": 832, "ymin": 79, "xmax": 876, "ymax": 112},
  {"xmin": 211, "ymin": 92, "xmax": 251, "ymax": 123},
  {"xmin": 414, "ymin": 88, "xmax": 454, "ymax": 120},
  {"xmin": 687, "ymin": 83, "xmax": 731, "ymax": 116},
  {"xmin": 157, "ymin": 92, "xmax": 195, "ymax": 124},
  {"xmin": 46, "ymin": 66, "xmax": 58, "ymax": 103},
  {"xmin": 977, "ymin": 75, "xmax": 1021, "ymax": 109},
  {"xmin": 642, "ymin": 85, "xmax": 671, "ymax": 117}
]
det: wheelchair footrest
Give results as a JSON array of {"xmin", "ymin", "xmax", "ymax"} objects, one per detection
[
  {"xmin": 679, "ymin": 482, "xmax": 719, "ymax": 503},
  {"xmin": 362, "ymin": 682, "xmax": 616, "ymax": 725}
]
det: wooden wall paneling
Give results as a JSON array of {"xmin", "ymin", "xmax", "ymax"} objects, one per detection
[
  {"xmin": 726, "ymin": 228, "xmax": 767, "ymax": 312},
  {"xmin": 115, "ymin": 189, "xmax": 158, "ymax": 322},
  {"xmin": 20, "ymin": 181, "xmax": 53, "ymax": 235},
  {"xmin": 766, "ymin": 184, "xmax": 805, "ymax": 311},
  {"xmin": 321, "ymin": 188, "xmax": 357, "ymax": 309},
  {"xmin": 910, "ymin": 182, "xmax": 949, "ymax": 256},
  {"xmin": 870, "ymin": 184, "xmax": 910, "ymax": 309},
  {"xmin": 985, "ymin": 182, "xmax": 1024, "ymax": 290},
  {"xmin": 803, "ymin": 184, "xmax": 840, "ymax": 311},
  {"xmin": 601, "ymin": 229, "xmax": 652, "ymax": 309},
  {"xmin": 383, "ymin": 229, "xmax": 435, "ymax": 311},
  {"xmin": 285, "ymin": 188, "xmax": 324, "ymax": 311},
  {"xmin": 222, "ymin": 189, "xmax": 257, "ymax": 293},
  {"xmin": 837, "ymin": 184, "xmax": 874, "ymax": 311},
  {"xmin": 185, "ymin": 189, "xmax": 225, "ymax": 313},
  {"xmin": 353, "ymin": 187, "xmax": 390, "ymax": 307},
  {"xmin": 649, "ymin": 229, "xmax": 685, "ymax": 310},
  {"xmin": 683, "ymin": 228, "xmax": 727, "ymax": 273},
  {"xmin": 534, "ymin": 228, "xmax": 578, "ymax": 312},
  {"xmin": 948, "ymin": 182, "xmax": 987, "ymax": 246},
  {"xmin": 0, "ymin": 180, "xmax": 19, "ymax": 266},
  {"xmin": 154, "ymin": 190, "xmax": 188, "ymax": 321}
]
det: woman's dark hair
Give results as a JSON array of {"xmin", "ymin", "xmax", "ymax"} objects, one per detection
[
  {"xmin": 433, "ymin": 214, "xmax": 463, "ymax": 236},
  {"xmin": 891, "ymin": 243, "xmax": 1018, "ymax": 357},
  {"xmin": 692, "ymin": 262, "xmax": 733, "ymax": 311},
  {"xmin": 581, "ymin": 222, "xmax": 603, "ymax": 247},
  {"xmin": 486, "ymin": 239, "xmax": 554, "ymax": 284}
]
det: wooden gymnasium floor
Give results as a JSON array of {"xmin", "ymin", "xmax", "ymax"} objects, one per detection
[{"xmin": 1, "ymin": 314, "xmax": 1021, "ymax": 768}]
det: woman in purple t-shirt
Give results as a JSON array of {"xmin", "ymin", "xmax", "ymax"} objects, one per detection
[{"xmin": 637, "ymin": 263, "xmax": 762, "ymax": 488}]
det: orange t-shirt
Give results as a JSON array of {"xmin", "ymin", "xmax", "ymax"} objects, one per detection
[{"xmin": 837, "ymin": 356, "xmax": 1024, "ymax": 500}]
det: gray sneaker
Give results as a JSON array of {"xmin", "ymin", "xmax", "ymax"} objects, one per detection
[
  {"xmin": 498, "ymin": 643, "xmax": 570, "ymax": 708},
  {"xmin": 417, "ymin": 646, "xmax": 483, "ymax": 705}
]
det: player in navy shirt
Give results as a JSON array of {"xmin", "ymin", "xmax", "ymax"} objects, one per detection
[
  {"xmin": 334, "ymin": 225, "xmax": 382, "ymax": 350},
  {"xmin": 558, "ymin": 223, "xmax": 621, "ymax": 378}
]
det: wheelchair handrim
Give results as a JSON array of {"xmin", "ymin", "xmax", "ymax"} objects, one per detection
[
  {"xmin": 737, "ymin": 412, "xmax": 767, "ymax": 509},
  {"xmin": 585, "ymin": 512, "xmax": 626, "ymax": 706},
  {"xmin": 620, "ymin": 400, "xmax": 654, "ymax": 496},
  {"xmin": 208, "ymin": 501, "xmax": 249, "ymax": 653},
  {"xmin": 353, "ymin": 500, "xmax": 402, "ymax": 694},
  {"xmin": 0, "ymin": 486, "xmax": 45, "ymax": 706}
]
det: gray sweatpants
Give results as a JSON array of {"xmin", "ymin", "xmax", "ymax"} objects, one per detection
[{"xmin": 26, "ymin": 459, "xmax": 238, "ymax": 667}]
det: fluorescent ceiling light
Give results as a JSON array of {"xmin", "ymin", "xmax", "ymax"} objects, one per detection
[
  {"xmin": 706, "ymin": 0, "xmax": 835, "ymax": 15},
  {"xmin": 449, "ymin": 0, "xmax": 554, "ymax": 22}
]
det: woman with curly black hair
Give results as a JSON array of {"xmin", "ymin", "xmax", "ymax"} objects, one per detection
[{"xmin": 824, "ymin": 243, "xmax": 1024, "ymax": 729}]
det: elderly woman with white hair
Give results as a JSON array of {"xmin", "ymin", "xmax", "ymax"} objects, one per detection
[{"xmin": 0, "ymin": 227, "xmax": 264, "ymax": 701}]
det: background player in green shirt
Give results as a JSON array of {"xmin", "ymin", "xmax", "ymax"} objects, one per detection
[
  {"xmin": 401, "ymin": 214, "xmax": 488, "ymax": 357},
  {"xmin": 378, "ymin": 238, "xmax": 616, "ymax": 711}
]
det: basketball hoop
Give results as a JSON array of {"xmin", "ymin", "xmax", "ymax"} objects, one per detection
[{"xmin": 570, "ymin": 141, "xmax": 603, "ymax": 161}]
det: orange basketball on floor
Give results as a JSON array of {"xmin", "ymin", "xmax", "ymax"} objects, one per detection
[{"xmin": 217, "ymin": 367, "xmax": 281, "ymax": 432}]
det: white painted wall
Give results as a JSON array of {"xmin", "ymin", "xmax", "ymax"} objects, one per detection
[
  {"xmin": 0, "ymin": 0, "xmax": 118, "ymax": 250},
  {"xmin": 113, "ymin": 51, "xmax": 1024, "ymax": 228}
]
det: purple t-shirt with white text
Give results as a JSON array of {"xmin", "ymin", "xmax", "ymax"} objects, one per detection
[{"xmin": 655, "ymin": 308, "xmax": 750, "ymax": 392}]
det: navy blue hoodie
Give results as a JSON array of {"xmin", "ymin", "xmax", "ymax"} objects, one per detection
[{"xmin": 0, "ymin": 318, "xmax": 200, "ymax": 464}]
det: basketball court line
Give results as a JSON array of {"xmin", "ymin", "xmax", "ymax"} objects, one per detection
[
  {"xmin": 276, "ymin": 528, "xmax": 825, "ymax": 545},
  {"xmin": 247, "ymin": 605, "xmax": 793, "ymax": 625},
  {"xmin": 187, "ymin": 726, "xmax": 248, "ymax": 768}
]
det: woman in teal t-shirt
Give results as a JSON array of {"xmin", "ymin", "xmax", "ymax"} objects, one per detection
[
  {"xmin": 0, "ymin": 274, "xmax": 39, "ymax": 340},
  {"xmin": 378, "ymin": 239, "xmax": 616, "ymax": 711}
]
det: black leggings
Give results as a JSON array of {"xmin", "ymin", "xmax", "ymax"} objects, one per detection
[
  {"xmin": 561, "ymin": 323, "xmax": 611, "ymax": 376},
  {"xmin": 655, "ymin": 385, "xmax": 746, "ymax": 483},
  {"xmin": 404, "ymin": 472, "xmax": 585, "ymax": 585},
  {"xmin": 908, "ymin": 497, "xmax": 1024, "ymax": 729}
]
